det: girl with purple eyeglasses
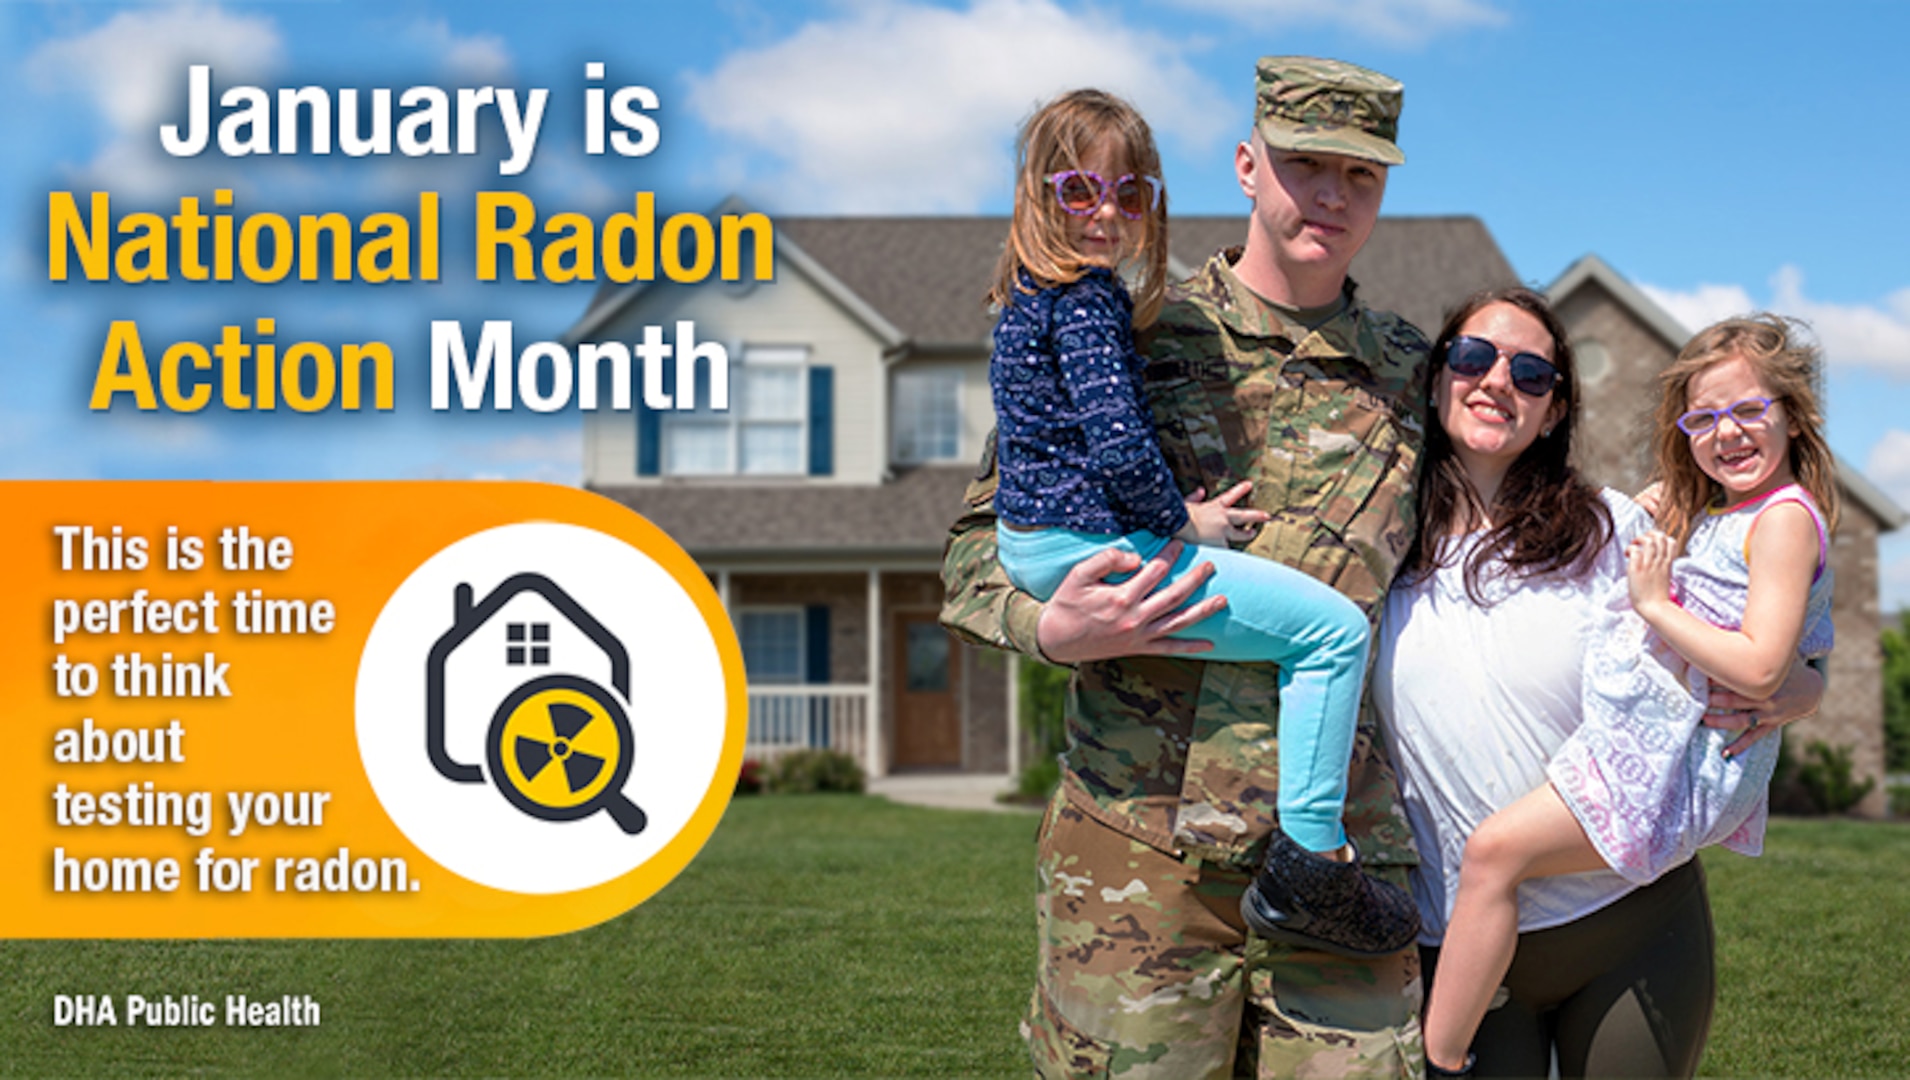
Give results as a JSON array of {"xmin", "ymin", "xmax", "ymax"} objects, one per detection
[
  {"xmin": 986, "ymin": 88, "xmax": 1417, "ymax": 958},
  {"xmin": 1419, "ymin": 314, "xmax": 1838, "ymax": 1077}
]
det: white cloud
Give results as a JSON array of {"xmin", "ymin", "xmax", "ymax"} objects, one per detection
[
  {"xmin": 1866, "ymin": 433, "xmax": 1910, "ymax": 614},
  {"xmin": 26, "ymin": 4, "xmax": 284, "ymax": 195},
  {"xmin": 1641, "ymin": 267, "xmax": 1910, "ymax": 378},
  {"xmin": 1881, "ymin": 542, "xmax": 1910, "ymax": 617},
  {"xmin": 1638, "ymin": 281, "xmax": 1757, "ymax": 338},
  {"xmin": 1866, "ymin": 430, "xmax": 1910, "ymax": 510},
  {"xmin": 1164, "ymin": 0, "xmax": 1506, "ymax": 44},
  {"xmin": 27, "ymin": 7, "xmax": 522, "ymax": 197},
  {"xmin": 405, "ymin": 19, "xmax": 513, "ymax": 82},
  {"xmin": 684, "ymin": 0, "xmax": 1231, "ymax": 213}
]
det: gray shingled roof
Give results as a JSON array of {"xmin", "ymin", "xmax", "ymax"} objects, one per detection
[
  {"xmin": 591, "ymin": 214, "xmax": 1521, "ymax": 556},
  {"xmin": 598, "ymin": 465, "xmax": 977, "ymax": 559},
  {"xmin": 774, "ymin": 214, "xmax": 1518, "ymax": 348}
]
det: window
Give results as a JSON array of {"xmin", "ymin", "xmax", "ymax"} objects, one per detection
[
  {"xmin": 506, "ymin": 622, "xmax": 551, "ymax": 666},
  {"xmin": 892, "ymin": 369, "xmax": 963, "ymax": 463},
  {"xmin": 663, "ymin": 346, "xmax": 809, "ymax": 476},
  {"xmin": 738, "ymin": 609, "xmax": 804, "ymax": 684}
]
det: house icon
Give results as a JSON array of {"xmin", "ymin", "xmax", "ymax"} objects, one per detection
[{"xmin": 424, "ymin": 573, "xmax": 646, "ymax": 834}]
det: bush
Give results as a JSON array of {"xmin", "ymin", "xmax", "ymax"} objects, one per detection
[
  {"xmin": 1795, "ymin": 739, "xmax": 1876, "ymax": 816},
  {"xmin": 1883, "ymin": 610, "xmax": 1910, "ymax": 772},
  {"xmin": 1891, "ymin": 783, "xmax": 1910, "ymax": 819},
  {"xmin": 764, "ymin": 748, "xmax": 866, "ymax": 794},
  {"xmin": 734, "ymin": 758, "xmax": 765, "ymax": 796},
  {"xmin": 1015, "ymin": 660, "xmax": 1072, "ymax": 800}
]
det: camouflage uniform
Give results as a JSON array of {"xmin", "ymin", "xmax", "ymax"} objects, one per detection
[{"xmin": 942, "ymin": 248, "xmax": 1431, "ymax": 1078}]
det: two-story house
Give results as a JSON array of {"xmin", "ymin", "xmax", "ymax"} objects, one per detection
[{"xmin": 570, "ymin": 210, "xmax": 1904, "ymax": 813}]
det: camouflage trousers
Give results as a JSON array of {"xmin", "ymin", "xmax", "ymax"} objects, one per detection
[{"xmin": 1024, "ymin": 787, "xmax": 1423, "ymax": 1079}]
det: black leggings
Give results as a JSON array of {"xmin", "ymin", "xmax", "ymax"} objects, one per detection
[{"xmin": 1421, "ymin": 859, "xmax": 1715, "ymax": 1079}]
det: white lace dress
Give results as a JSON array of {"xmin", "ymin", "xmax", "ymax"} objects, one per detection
[{"xmin": 1547, "ymin": 485, "xmax": 1833, "ymax": 885}]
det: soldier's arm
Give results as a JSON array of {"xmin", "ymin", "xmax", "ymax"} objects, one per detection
[{"xmin": 940, "ymin": 434, "xmax": 1227, "ymax": 663}]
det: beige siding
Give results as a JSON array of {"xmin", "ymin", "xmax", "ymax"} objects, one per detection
[
  {"xmin": 961, "ymin": 357, "xmax": 996, "ymax": 462},
  {"xmin": 581, "ymin": 273, "xmax": 891, "ymax": 487},
  {"xmin": 889, "ymin": 354, "xmax": 991, "ymax": 467}
]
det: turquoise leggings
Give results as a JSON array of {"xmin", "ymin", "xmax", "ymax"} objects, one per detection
[{"xmin": 998, "ymin": 525, "xmax": 1370, "ymax": 852}]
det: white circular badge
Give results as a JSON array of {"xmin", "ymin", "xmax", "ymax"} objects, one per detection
[{"xmin": 355, "ymin": 522, "xmax": 730, "ymax": 894}]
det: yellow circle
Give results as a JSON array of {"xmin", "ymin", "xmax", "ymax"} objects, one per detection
[{"xmin": 493, "ymin": 686, "xmax": 624, "ymax": 810}]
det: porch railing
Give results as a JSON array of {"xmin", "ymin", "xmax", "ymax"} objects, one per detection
[{"xmin": 745, "ymin": 684, "xmax": 875, "ymax": 774}]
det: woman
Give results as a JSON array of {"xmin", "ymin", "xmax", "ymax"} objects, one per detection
[{"xmin": 1375, "ymin": 287, "xmax": 1820, "ymax": 1078}]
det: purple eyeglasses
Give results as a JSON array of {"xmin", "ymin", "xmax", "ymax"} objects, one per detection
[{"xmin": 1045, "ymin": 170, "xmax": 1163, "ymax": 219}]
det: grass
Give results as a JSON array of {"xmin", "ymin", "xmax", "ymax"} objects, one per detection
[
  {"xmin": 0, "ymin": 796, "xmax": 1038, "ymax": 1078},
  {"xmin": 1698, "ymin": 817, "xmax": 1910, "ymax": 1078},
  {"xmin": 1, "ymin": 799, "xmax": 1904, "ymax": 1078}
]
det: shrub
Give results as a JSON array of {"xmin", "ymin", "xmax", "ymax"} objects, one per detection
[
  {"xmin": 764, "ymin": 748, "xmax": 866, "ymax": 794},
  {"xmin": 1795, "ymin": 740, "xmax": 1876, "ymax": 816},
  {"xmin": 1891, "ymin": 782, "xmax": 1910, "ymax": 820},
  {"xmin": 1014, "ymin": 660, "xmax": 1071, "ymax": 800},
  {"xmin": 734, "ymin": 758, "xmax": 765, "ymax": 796}
]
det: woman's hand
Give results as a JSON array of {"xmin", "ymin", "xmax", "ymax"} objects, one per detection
[
  {"xmin": 1034, "ymin": 540, "xmax": 1226, "ymax": 664},
  {"xmin": 1176, "ymin": 481, "xmax": 1269, "ymax": 548},
  {"xmin": 1625, "ymin": 531, "xmax": 1677, "ymax": 619},
  {"xmin": 1703, "ymin": 657, "xmax": 1825, "ymax": 758}
]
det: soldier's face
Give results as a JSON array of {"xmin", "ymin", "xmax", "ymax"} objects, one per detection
[
  {"xmin": 1436, "ymin": 302, "xmax": 1565, "ymax": 479},
  {"xmin": 1235, "ymin": 139, "xmax": 1386, "ymax": 287}
]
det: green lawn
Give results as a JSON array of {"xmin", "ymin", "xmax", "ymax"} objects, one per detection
[
  {"xmin": 1, "ymin": 798, "xmax": 1904, "ymax": 1078},
  {"xmin": 0, "ymin": 796, "xmax": 1037, "ymax": 1078},
  {"xmin": 1698, "ymin": 818, "xmax": 1910, "ymax": 1078}
]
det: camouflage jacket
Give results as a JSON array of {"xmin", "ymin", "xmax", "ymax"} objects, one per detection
[{"xmin": 941, "ymin": 249, "xmax": 1430, "ymax": 869}]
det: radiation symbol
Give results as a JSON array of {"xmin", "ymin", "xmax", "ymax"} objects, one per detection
[{"xmin": 485, "ymin": 675, "xmax": 648, "ymax": 834}]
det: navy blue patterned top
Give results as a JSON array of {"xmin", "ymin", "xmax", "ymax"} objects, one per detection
[{"xmin": 991, "ymin": 268, "xmax": 1189, "ymax": 537}]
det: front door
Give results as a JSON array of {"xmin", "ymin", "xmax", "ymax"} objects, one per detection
[{"xmin": 889, "ymin": 611, "xmax": 961, "ymax": 769}]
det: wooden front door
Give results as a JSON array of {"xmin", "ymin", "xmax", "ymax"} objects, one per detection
[{"xmin": 889, "ymin": 611, "xmax": 962, "ymax": 769}]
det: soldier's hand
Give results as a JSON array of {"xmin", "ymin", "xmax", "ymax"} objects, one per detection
[
  {"xmin": 1703, "ymin": 656, "xmax": 1824, "ymax": 759},
  {"xmin": 1035, "ymin": 540, "xmax": 1225, "ymax": 664}
]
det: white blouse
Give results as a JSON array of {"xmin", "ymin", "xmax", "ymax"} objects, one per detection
[{"xmin": 1374, "ymin": 490, "xmax": 1652, "ymax": 942}]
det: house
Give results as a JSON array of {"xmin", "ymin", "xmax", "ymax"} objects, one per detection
[{"xmin": 570, "ymin": 212, "xmax": 1905, "ymax": 813}]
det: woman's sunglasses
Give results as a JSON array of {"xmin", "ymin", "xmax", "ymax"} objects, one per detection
[
  {"xmin": 1046, "ymin": 170, "xmax": 1163, "ymax": 219},
  {"xmin": 1442, "ymin": 335, "xmax": 1560, "ymax": 398}
]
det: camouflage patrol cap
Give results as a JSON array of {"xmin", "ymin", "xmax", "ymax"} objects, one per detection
[{"xmin": 1255, "ymin": 56, "xmax": 1405, "ymax": 166}]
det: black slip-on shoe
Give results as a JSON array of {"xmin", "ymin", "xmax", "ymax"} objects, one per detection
[{"xmin": 1239, "ymin": 830, "xmax": 1421, "ymax": 958}]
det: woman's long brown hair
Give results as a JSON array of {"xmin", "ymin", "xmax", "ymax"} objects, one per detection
[{"xmin": 1401, "ymin": 287, "xmax": 1613, "ymax": 604}]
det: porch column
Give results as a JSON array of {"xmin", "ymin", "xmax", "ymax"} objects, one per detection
[
  {"xmin": 866, "ymin": 568, "xmax": 884, "ymax": 778},
  {"xmin": 715, "ymin": 569, "xmax": 730, "ymax": 613}
]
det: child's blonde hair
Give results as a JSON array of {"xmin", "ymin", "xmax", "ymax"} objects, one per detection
[
  {"xmin": 987, "ymin": 88, "xmax": 1168, "ymax": 328},
  {"xmin": 1651, "ymin": 313, "xmax": 1841, "ymax": 547}
]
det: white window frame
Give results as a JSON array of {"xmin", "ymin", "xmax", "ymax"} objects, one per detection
[
  {"xmin": 737, "ymin": 606, "xmax": 806, "ymax": 685},
  {"xmin": 891, "ymin": 368, "xmax": 964, "ymax": 464},
  {"xmin": 663, "ymin": 345, "xmax": 809, "ymax": 477}
]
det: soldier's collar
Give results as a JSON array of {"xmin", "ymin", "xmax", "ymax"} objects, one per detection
[{"xmin": 1204, "ymin": 248, "xmax": 1364, "ymax": 345}]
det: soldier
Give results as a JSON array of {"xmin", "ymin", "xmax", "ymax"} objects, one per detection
[{"xmin": 942, "ymin": 57, "xmax": 1430, "ymax": 1078}]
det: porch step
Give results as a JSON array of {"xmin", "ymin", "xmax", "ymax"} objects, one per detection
[{"xmin": 867, "ymin": 772, "xmax": 1033, "ymax": 813}]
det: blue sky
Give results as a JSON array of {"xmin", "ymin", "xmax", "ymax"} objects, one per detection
[{"xmin": 5, "ymin": 0, "xmax": 1909, "ymax": 609}]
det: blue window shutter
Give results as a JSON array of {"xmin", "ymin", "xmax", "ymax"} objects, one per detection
[
  {"xmin": 808, "ymin": 366, "xmax": 833, "ymax": 476},
  {"xmin": 636, "ymin": 354, "xmax": 674, "ymax": 476},
  {"xmin": 636, "ymin": 410, "xmax": 659, "ymax": 476},
  {"xmin": 804, "ymin": 604, "xmax": 831, "ymax": 684}
]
